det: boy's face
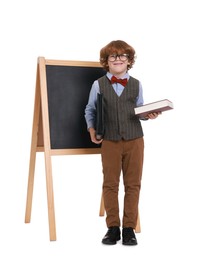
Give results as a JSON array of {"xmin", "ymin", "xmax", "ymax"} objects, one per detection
[{"xmin": 107, "ymin": 54, "xmax": 129, "ymax": 77}]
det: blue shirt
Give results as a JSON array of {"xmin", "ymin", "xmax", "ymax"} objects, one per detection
[{"xmin": 85, "ymin": 72, "xmax": 144, "ymax": 129}]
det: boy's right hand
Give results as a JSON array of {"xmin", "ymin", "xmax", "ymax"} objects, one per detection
[{"xmin": 89, "ymin": 128, "xmax": 103, "ymax": 144}]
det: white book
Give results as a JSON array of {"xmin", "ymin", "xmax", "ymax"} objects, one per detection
[{"xmin": 134, "ymin": 99, "xmax": 174, "ymax": 117}]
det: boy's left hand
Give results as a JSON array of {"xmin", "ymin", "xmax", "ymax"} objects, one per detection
[{"xmin": 146, "ymin": 112, "xmax": 161, "ymax": 119}]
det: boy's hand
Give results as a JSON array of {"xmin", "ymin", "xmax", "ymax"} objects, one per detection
[
  {"xmin": 146, "ymin": 112, "xmax": 161, "ymax": 119},
  {"xmin": 89, "ymin": 127, "xmax": 103, "ymax": 144}
]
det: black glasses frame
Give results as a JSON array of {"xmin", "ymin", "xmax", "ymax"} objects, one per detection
[{"xmin": 108, "ymin": 54, "xmax": 129, "ymax": 62}]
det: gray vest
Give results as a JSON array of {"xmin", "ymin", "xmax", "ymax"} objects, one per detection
[{"xmin": 98, "ymin": 76, "xmax": 144, "ymax": 141}]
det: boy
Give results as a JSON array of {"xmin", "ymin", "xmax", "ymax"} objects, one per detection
[{"xmin": 85, "ymin": 40, "xmax": 160, "ymax": 245}]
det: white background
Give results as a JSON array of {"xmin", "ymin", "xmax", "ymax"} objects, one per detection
[{"xmin": 1, "ymin": 0, "xmax": 200, "ymax": 259}]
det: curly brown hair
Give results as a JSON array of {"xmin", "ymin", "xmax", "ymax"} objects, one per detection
[{"xmin": 99, "ymin": 40, "xmax": 136, "ymax": 71}]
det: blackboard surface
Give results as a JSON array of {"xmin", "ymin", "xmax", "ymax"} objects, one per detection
[{"xmin": 46, "ymin": 65, "xmax": 106, "ymax": 149}]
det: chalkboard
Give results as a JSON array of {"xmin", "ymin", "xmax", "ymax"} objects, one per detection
[{"xmin": 45, "ymin": 64, "xmax": 106, "ymax": 149}]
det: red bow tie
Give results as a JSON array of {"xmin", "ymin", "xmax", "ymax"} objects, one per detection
[{"xmin": 110, "ymin": 76, "xmax": 128, "ymax": 87}]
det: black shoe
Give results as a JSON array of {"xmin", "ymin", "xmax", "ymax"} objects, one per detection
[
  {"xmin": 122, "ymin": 227, "xmax": 138, "ymax": 246},
  {"xmin": 102, "ymin": 226, "xmax": 121, "ymax": 245}
]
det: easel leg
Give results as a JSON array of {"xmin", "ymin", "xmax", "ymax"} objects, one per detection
[
  {"xmin": 25, "ymin": 65, "xmax": 41, "ymax": 223},
  {"xmin": 39, "ymin": 57, "xmax": 56, "ymax": 241},
  {"xmin": 135, "ymin": 212, "xmax": 141, "ymax": 233},
  {"xmin": 99, "ymin": 191, "xmax": 105, "ymax": 216},
  {"xmin": 44, "ymin": 152, "xmax": 56, "ymax": 241},
  {"xmin": 25, "ymin": 148, "xmax": 37, "ymax": 223}
]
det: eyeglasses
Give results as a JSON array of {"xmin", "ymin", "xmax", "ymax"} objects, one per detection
[{"xmin": 108, "ymin": 54, "xmax": 129, "ymax": 62}]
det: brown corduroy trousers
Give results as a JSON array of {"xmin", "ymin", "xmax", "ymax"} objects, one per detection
[{"xmin": 101, "ymin": 137, "xmax": 144, "ymax": 229}]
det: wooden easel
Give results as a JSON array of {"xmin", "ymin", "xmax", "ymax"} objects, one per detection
[{"xmin": 24, "ymin": 57, "xmax": 101, "ymax": 241}]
